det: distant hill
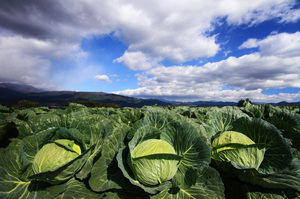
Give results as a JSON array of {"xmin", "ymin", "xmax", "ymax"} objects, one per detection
[
  {"xmin": 268, "ymin": 101, "xmax": 300, "ymax": 106},
  {"xmin": 0, "ymin": 84, "xmax": 171, "ymax": 108},
  {"xmin": 0, "ymin": 83, "xmax": 45, "ymax": 93},
  {"xmin": 0, "ymin": 83, "xmax": 299, "ymax": 108}
]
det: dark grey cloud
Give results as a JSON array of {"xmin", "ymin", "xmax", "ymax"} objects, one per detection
[{"xmin": 0, "ymin": 1, "xmax": 65, "ymax": 39}]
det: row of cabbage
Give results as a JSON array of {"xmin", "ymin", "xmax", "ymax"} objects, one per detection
[{"xmin": 0, "ymin": 102, "xmax": 299, "ymax": 199}]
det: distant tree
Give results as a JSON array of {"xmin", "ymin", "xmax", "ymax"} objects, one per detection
[
  {"xmin": 237, "ymin": 98, "xmax": 252, "ymax": 107},
  {"xmin": 237, "ymin": 99, "xmax": 245, "ymax": 107},
  {"xmin": 16, "ymin": 100, "xmax": 39, "ymax": 108}
]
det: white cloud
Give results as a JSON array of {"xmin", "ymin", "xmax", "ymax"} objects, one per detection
[
  {"xmin": 239, "ymin": 38, "xmax": 259, "ymax": 49},
  {"xmin": 94, "ymin": 75, "xmax": 112, "ymax": 83},
  {"xmin": 217, "ymin": 0, "xmax": 300, "ymax": 25},
  {"xmin": 114, "ymin": 51, "xmax": 157, "ymax": 71},
  {"xmin": 258, "ymin": 32, "xmax": 300, "ymax": 57},
  {"xmin": 115, "ymin": 32, "xmax": 300, "ymax": 102},
  {"xmin": 240, "ymin": 32, "xmax": 300, "ymax": 57},
  {"xmin": 111, "ymin": 0, "xmax": 299, "ymax": 69}
]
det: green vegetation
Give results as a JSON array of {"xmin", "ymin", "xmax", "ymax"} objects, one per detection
[
  {"xmin": 0, "ymin": 102, "xmax": 299, "ymax": 198},
  {"xmin": 14, "ymin": 99, "xmax": 39, "ymax": 108},
  {"xmin": 65, "ymin": 100, "xmax": 120, "ymax": 108}
]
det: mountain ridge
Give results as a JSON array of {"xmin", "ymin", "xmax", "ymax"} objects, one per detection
[
  {"xmin": 0, "ymin": 86, "xmax": 171, "ymax": 108},
  {"xmin": 0, "ymin": 83, "xmax": 299, "ymax": 108}
]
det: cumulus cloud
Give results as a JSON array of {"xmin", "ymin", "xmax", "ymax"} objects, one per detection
[
  {"xmin": 94, "ymin": 75, "xmax": 112, "ymax": 83},
  {"xmin": 240, "ymin": 32, "xmax": 300, "ymax": 57},
  {"xmin": 114, "ymin": 51, "xmax": 156, "ymax": 71},
  {"xmin": 115, "ymin": 31, "xmax": 300, "ymax": 102},
  {"xmin": 239, "ymin": 39, "xmax": 259, "ymax": 49}
]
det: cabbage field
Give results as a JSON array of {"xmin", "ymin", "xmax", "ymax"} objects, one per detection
[{"xmin": 0, "ymin": 101, "xmax": 299, "ymax": 199}]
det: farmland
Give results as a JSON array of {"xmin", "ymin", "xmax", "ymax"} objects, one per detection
[{"xmin": 0, "ymin": 101, "xmax": 299, "ymax": 198}]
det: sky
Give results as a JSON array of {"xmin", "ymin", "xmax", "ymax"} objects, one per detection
[{"xmin": 0, "ymin": 0, "xmax": 299, "ymax": 103}]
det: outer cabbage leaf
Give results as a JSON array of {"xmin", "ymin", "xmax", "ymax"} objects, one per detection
[
  {"xmin": 54, "ymin": 178, "xmax": 103, "ymax": 199},
  {"xmin": 241, "ymin": 103, "xmax": 279, "ymax": 119},
  {"xmin": 229, "ymin": 158, "xmax": 300, "ymax": 191},
  {"xmin": 107, "ymin": 107, "xmax": 144, "ymax": 127},
  {"xmin": 71, "ymin": 114, "xmax": 117, "ymax": 180},
  {"xmin": 171, "ymin": 106, "xmax": 209, "ymax": 123},
  {"xmin": 13, "ymin": 113, "xmax": 61, "ymax": 138},
  {"xmin": 89, "ymin": 123, "xmax": 135, "ymax": 193},
  {"xmin": 241, "ymin": 103, "xmax": 300, "ymax": 151},
  {"xmin": 103, "ymin": 189, "xmax": 149, "ymax": 199},
  {"xmin": 223, "ymin": 177, "xmax": 300, "ymax": 199},
  {"xmin": 0, "ymin": 112, "xmax": 18, "ymax": 147},
  {"xmin": 204, "ymin": 106, "xmax": 249, "ymax": 137},
  {"xmin": 161, "ymin": 119, "xmax": 211, "ymax": 188},
  {"xmin": 151, "ymin": 167, "xmax": 225, "ymax": 199},
  {"xmin": 266, "ymin": 109, "xmax": 300, "ymax": 150}
]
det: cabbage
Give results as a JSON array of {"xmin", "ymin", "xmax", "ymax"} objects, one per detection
[
  {"xmin": 212, "ymin": 131, "xmax": 266, "ymax": 169},
  {"xmin": 131, "ymin": 139, "xmax": 179, "ymax": 186},
  {"xmin": 32, "ymin": 139, "xmax": 81, "ymax": 173},
  {"xmin": 114, "ymin": 108, "xmax": 212, "ymax": 195}
]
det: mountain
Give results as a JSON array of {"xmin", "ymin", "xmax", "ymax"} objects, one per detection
[
  {"xmin": 268, "ymin": 101, "xmax": 300, "ymax": 106},
  {"xmin": 0, "ymin": 83, "xmax": 299, "ymax": 108},
  {"xmin": 0, "ymin": 83, "xmax": 45, "ymax": 93},
  {"xmin": 0, "ymin": 84, "xmax": 171, "ymax": 108}
]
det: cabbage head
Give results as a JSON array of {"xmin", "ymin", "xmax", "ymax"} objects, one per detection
[
  {"xmin": 130, "ymin": 139, "xmax": 179, "ymax": 186},
  {"xmin": 116, "ymin": 109, "xmax": 211, "ymax": 195},
  {"xmin": 212, "ymin": 131, "xmax": 266, "ymax": 170},
  {"xmin": 32, "ymin": 139, "xmax": 81, "ymax": 174},
  {"xmin": 21, "ymin": 127, "xmax": 92, "ymax": 184},
  {"xmin": 209, "ymin": 116, "xmax": 299, "ymax": 194}
]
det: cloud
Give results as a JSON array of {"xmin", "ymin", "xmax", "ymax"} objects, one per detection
[
  {"xmin": 114, "ymin": 51, "xmax": 157, "ymax": 71},
  {"xmin": 257, "ymin": 32, "xmax": 300, "ymax": 57},
  {"xmin": 239, "ymin": 38, "xmax": 259, "ymax": 49},
  {"xmin": 1, "ymin": 1, "xmax": 298, "ymax": 69},
  {"xmin": 240, "ymin": 32, "xmax": 300, "ymax": 57},
  {"xmin": 94, "ymin": 75, "xmax": 112, "ymax": 83},
  {"xmin": 0, "ymin": 34, "xmax": 86, "ymax": 89},
  {"xmin": 115, "ymin": 32, "xmax": 300, "ymax": 102},
  {"xmin": 0, "ymin": 0, "xmax": 299, "ymax": 94}
]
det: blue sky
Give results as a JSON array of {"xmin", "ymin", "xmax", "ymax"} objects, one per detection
[{"xmin": 0, "ymin": 0, "xmax": 299, "ymax": 102}]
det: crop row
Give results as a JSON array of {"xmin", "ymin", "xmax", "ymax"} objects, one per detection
[{"xmin": 0, "ymin": 102, "xmax": 299, "ymax": 199}]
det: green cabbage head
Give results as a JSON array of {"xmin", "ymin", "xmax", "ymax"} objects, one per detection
[
  {"xmin": 130, "ymin": 139, "xmax": 179, "ymax": 186},
  {"xmin": 32, "ymin": 139, "xmax": 81, "ymax": 173},
  {"xmin": 212, "ymin": 131, "xmax": 266, "ymax": 170}
]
